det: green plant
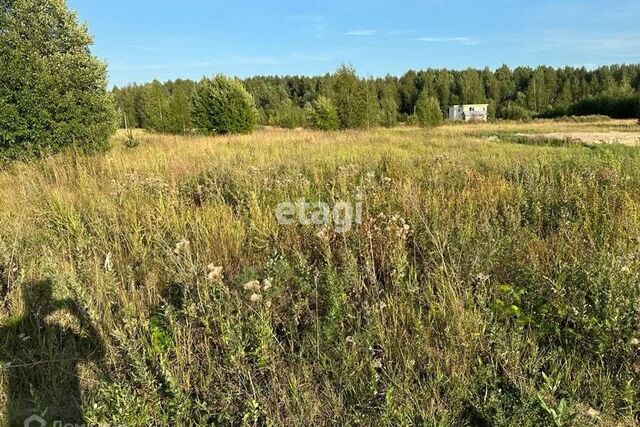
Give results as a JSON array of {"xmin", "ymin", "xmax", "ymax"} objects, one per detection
[
  {"xmin": 499, "ymin": 102, "xmax": 534, "ymax": 120},
  {"xmin": 123, "ymin": 129, "xmax": 140, "ymax": 148},
  {"xmin": 415, "ymin": 94, "xmax": 443, "ymax": 127},
  {"xmin": 307, "ymin": 96, "xmax": 340, "ymax": 131},
  {"xmin": 0, "ymin": 0, "xmax": 117, "ymax": 160},
  {"xmin": 538, "ymin": 396, "xmax": 576, "ymax": 427},
  {"xmin": 192, "ymin": 74, "xmax": 258, "ymax": 134}
]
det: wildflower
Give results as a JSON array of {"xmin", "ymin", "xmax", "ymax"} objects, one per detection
[
  {"xmin": 475, "ymin": 273, "xmax": 490, "ymax": 285},
  {"xmin": 250, "ymin": 293, "xmax": 263, "ymax": 303},
  {"xmin": 207, "ymin": 265, "xmax": 224, "ymax": 281},
  {"xmin": 243, "ymin": 280, "xmax": 261, "ymax": 292},
  {"xmin": 316, "ymin": 226, "xmax": 330, "ymax": 241},
  {"xmin": 346, "ymin": 336, "xmax": 355, "ymax": 344},
  {"xmin": 174, "ymin": 239, "xmax": 190, "ymax": 255},
  {"xmin": 586, "ymin": 407, "xmax": 600, "ymax": 419},
  {"xmin": 265, "ymin": 300, "xmax": 272, "ymax": 309},
  {"xmin": 103, "ymin": 252, "xmax": 113, "ymax": 272},
  {"xmin": 262, "ymin": 278, "xmax": 273, "ymax": 292},
  {"xmin": 631, "ymin": 338, "xmax": 640, "ymax": 348}
]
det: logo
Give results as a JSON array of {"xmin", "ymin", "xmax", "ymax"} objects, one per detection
[{"xmin": 23, "ymin": 414, "xmax": 46, "ymax": 427}]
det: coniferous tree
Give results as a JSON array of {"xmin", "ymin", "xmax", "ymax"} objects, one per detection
[{"xmin": 0, "ymin": 0, "xmax": 117, "ymax": 159}]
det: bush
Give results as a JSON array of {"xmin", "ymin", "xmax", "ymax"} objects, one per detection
[
  {"xmin": 191, "ymin": 75, "xmax": 258, "ymax": 134},
  {"xmin": 0, "ymin": 0, "xmax": 117, "ymax": 161},
  {"xmin": 500, "ymin": 103, "xmax": 533, "ymax": 120},
  {"xmin": 415, "ymin": 94, "xmax": 443, "ymax": 127},
  {"xmin": 306, "ymin": 96, "xmax": 340, "ymax": 131},
  {"xmin": 539, "ymin": 95, "xmax": 640, "ymax": 120},
  {"xmin": 269, "ymin": 99, "xmax": 306, "ymax": 129},
  {"xmin": 569, "ymin": 95, "xmax": 639, "ymax": 119}
]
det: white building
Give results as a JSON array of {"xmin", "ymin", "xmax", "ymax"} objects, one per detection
[{"xmin": 448, "ymin": 104, "xmax": 489, "ymax": 122}]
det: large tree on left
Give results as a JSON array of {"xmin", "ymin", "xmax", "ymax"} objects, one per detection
[{"xmin": 0, "ymin": 0, "xmax": 116, "ymax": 159}]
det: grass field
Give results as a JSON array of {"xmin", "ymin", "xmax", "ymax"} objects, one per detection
[{"xmin": 1, "ymin": 120, "xmax": 640, "ymax": 426}]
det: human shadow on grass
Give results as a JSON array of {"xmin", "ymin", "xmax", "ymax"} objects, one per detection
[{"xmin": 0, "ymin": 280, "xmax": 105, "ymax": 426}]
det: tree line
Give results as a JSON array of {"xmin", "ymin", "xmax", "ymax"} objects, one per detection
[
  {"xmin": 2, "ymin": 0, "xmax": 640, "ymax": 164},
  {"xmin": 113, "ymin": 64, "xmax": 640, "ymax": 133}
]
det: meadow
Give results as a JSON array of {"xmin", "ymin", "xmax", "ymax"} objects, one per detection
[{"xmin": 1, "ymin": 119, "xmax": 640, "ymax": 426}]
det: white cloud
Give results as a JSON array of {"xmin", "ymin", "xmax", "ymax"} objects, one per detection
[
  {"xmin": 343, "ymin": 29, "xmax": 377, "ymax": 36},
  {"xmin": 291, "ymin": 14, "xmax": 329, "ymax": 37},
  {"xmin": 414, "ymin": 36, "xmax": 481, "ymax": 46}
]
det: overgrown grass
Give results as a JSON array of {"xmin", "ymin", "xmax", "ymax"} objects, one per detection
[{"xmin": 0, "ymin": 121, "xmax": 639, "ymax": 426}]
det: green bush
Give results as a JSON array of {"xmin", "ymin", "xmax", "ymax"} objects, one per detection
[
  {"xmin": 415, "ymin": 94, "xmax": 443, "ymax": 127},
  {"xmin": 307, "ymin": 96, "xmax": 340, "ymax": 131},
  {"xmin": 0, "ymin": 0, "xmax": 117, "ymax": 161},
  {"xmin": 269, "ymin": 99, "xmax": 306, "ymax": 129},
  {"xmin": 500, "ymin": 103, "xmax": 533, "ymax": 120},
  {"xmin": 538, "ymin": 95, "xmax": 640, "ymax": 120},
  {"xmin": 191, "ymin": 75, "xmax": 258, "ymax": 134}
]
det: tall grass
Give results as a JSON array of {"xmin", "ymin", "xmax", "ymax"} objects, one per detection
[{"xmin": 0, "ymin": 121, "xmax": 639, "ymax": 426}]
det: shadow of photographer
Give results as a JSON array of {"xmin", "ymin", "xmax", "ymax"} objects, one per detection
[{"xmin": 0, "ymin": 280, "xmax": 105, "ymax": 426}]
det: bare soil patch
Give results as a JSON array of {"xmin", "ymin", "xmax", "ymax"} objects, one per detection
[{"xmin": 515, "ymin": 131, "xmax": 640, "ymax": 146}]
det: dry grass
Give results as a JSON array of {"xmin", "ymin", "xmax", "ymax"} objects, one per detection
[{"xmin": 0, "ymin": 120, "xmax": 639, "ymax": 426}]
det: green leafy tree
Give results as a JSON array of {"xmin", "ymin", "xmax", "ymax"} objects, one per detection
[
  {"xmin": 0, "ymin": 0, "xmax": 117, "ymax": 159},
  {"xmin": 379, "ymin": 91, "xmax": 399, "ymax": 127},
  {"xmin": 191, "ymin": 75, "xmax": 258, "ymax": 134},
  {"xmin": 415, "ymin": 94, "xmax": 443, "ymax": 127},
  {"xmin": 141, "ymin": 80, "xmax": 170, "ymax": 132},
  {"xmin": 307, "ymin": 96, "xmax": 339, "ymax": 131},
  {"xmin": 332, "ymin": 65, "xmax": 368, "ymax": 129},
  {"xmin": 364, "ymin": 78, "xmax": 381, "ymax": 128},
  {"xmin": 270, "ymin": 99, "xmax": 306, "ymax": 129}
]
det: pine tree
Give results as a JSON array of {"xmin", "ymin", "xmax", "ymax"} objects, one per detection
[{"xmin": 0, "ymin": 0, "xmax": 117, "ymax": 159}]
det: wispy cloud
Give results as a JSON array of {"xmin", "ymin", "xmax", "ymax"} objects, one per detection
[
  {"xmin": 111, "ymin": 56, "xmax": 279, "ymax": 72},
  {"xmin": 291, "ymin": 14, "xmax": 329, "ymax": 37},
  {"xmin": 414, "ymin": 36, "xmax": 481, "ymax": 46},
  {"xmin": 529, "ymin": 31, "xmax": 640, "ymax": 57},
  {"xmin": 343, "ymin": 29, "xmax": 377, "ymax": 37}
]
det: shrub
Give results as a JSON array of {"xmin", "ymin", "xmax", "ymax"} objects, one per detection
[
  {"xmin": 539, "ymin": 95, "xmax": 640, "ymax": 120},
  {"xmin": 270, "ymin": 99, "xmax": 306, "ymax": 129},
  {"xmin": 0, "ymin": 0, "xmax": 117, "ymax": 161},
  {"xmin": 415, "ymin": 94, "xmax": 443, "ymax": 127},
  {"xmin": 191, "ymin": 75, "xmax": 258, "ymax": 134},
  {"xmin": 307, "ymin": 96, "xmax": 340, "ymax": 131},
  {"xmin": 500, "ymin": 103, "xmax": 533, "ymax": 120},
  {"xmin": 569, "ymin": 95, "xmax": 639, "ymax": 119}
]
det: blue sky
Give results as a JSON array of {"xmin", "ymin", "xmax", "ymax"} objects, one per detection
[{"xmin": 67, "ymin": 0, "xmax": 640, "ymax": 87}]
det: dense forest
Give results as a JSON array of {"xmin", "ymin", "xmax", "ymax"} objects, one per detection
[{"xmin": 112, "ymin": 64, "xmax": 640, "ymax": 132}]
